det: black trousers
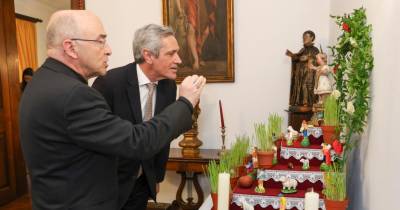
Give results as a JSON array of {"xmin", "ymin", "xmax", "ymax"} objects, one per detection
[{"xmin": 121, "ymin": 175, "xmax": 151, "ymax": 210}]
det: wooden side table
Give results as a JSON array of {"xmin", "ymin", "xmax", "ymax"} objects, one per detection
[{"xmin": 166, "ymin": 148, "xmax": 219, "ymax": 210}]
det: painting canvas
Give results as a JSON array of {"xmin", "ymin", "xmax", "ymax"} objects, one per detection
[{"xmin": 163, "ymin": 0, "xmax": 234, "ymax": 83}]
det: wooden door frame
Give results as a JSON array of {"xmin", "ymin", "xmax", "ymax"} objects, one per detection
[
  {"xmin": 0, "ymin": 0, "xmax": 28, "ymax": 205},
  {"xmin": 71, "ymin": 0, "xmax": 85, "ymax": 9}
]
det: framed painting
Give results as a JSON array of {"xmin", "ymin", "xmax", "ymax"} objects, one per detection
[{"xmin": 162, "ymin": 0, "xmax": 234, "ymax": 83}]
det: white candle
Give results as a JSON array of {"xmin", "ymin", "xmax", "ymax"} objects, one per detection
[
  {"xmin": 217, "ymin": 172, "xmax": 230, "ymax": 210},
  {"xmin": 304, "ymin": 189, "xmax": 319, "ymax": 210}
]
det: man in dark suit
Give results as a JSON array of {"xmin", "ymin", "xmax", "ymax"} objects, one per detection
[
  {"xmin": 93, "ymin": 24, "xmax": 183, "ymax": 210},
  {"xmin": 19, "ymin": 10, "xmax": 206, "ymax": 210}
]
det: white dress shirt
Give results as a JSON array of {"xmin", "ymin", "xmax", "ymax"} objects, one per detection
[{"xmin": 137, "ymin": 64, "xmax": 158, "ymax": 120}]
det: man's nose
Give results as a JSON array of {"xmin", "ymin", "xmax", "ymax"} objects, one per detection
[
  {"xmin": 105, "ymin": 43, "xmax": 112, "ymax": 56},
  {"xmin": 175, "ymin": 54, "xmax": 182, "ymax": 64}
]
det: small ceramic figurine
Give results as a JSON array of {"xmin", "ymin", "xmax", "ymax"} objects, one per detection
[
  {"xmin": 288, "ymin": 162, "xmax": 294, "ymax": 170},
  {"xmin": 288, "ymin": 126, "xmax": 299, "ymax": 139},
  {"xmin": 272, "ymin": 145, "xmax": 278, "ymax": 165},
  {"xmin": 255, "ymin": 179, "xmax": 265, "ymax": 193},
  {"xmin": 321, "ymin": 143, "xmax": 332, "ymax": 165},
  {"xmin": 252, "ymin": 147, "xmax": 259, "ymax": 169},
  {"xmin": 300, "ymin": 158, "xmax": 310, "ymax": 170},
  {"xmin": 279, "ymin": 176, "xmax": 298, "ymax": 194},
  {"xmin": 300, "ymin": 120, "xmax": 311, "ymax": 147},
  {"xmin": 279, "ymin": 196, "xmax": 287, "ymax": 210},
  {"xmin": 285, "ymin": 126, "xmax": 299, "ymax": 146},
  {"xmin": 300, "ymin": 120, "xmax": 308, "ymax": 136},
  {"xmin": 245, "ymin": 160, "xmax": 254, "ymax": 174}
]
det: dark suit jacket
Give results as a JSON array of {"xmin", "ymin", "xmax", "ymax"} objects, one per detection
[
  {"xmin": 92, "ymin": 63, "xmax": 176, "ymax": 205},
  {"xmin": 19, "ymin": 58, "xmax": 193, "ymax": 210}
]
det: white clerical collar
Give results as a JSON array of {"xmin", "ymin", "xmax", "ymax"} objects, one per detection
[{"xmin": 136, "ymin": 64, "xmax": 158, "ymax": 86}]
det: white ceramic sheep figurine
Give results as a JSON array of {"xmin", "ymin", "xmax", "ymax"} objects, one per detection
[{"xmin": 279, "ymin": 176, "xmax": 298, "ymax": 193}]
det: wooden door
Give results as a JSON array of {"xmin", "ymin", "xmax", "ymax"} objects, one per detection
[{"xmin": 0, "ymin": 0, "xmax": 27, "ymax": 205}]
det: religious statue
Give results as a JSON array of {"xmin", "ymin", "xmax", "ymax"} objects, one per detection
[
  {"xmin": 286, "ymin": 30, "xmax": 320, "ymax": 107},
  {"xmin": 309, "ymin": 53, "xmax": 333, "ymax": 105}
]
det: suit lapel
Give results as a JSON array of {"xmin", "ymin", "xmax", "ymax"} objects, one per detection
[
  {"xmin": 126, "ymin": 63, "xmax": 143, "ymax": 123},
  {"xmin": 155, "ymin": 80, "xmax": 167, "ymax": 115}
]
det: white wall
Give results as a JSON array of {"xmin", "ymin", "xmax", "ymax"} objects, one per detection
[
  {"xmin": 14, "ymin": 0, "xmax": 70, "ymax": 67},
  {"xmin": 87, "ymin": 0, "xmax": 331, "ymax": 203},
  {"xmin": 330, "ymin": 0, "xmax": 400, "ymax": 210}
]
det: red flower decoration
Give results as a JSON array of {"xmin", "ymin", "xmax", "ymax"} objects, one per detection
[
  {"xmin": 332, "ymin": 139, "xmax": 343, "ymax": 155},
  {"xmin": 342, "ymin": 23, "xmax": 350, "ymax": 32},
  {"xmin": 333, "ymin": 64, "xmax": 339, "ymax": 74}
]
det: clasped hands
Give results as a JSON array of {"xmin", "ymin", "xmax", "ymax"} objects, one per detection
[{"xmin": 179, "ymin": 75, "xmax": 206, "ymax": 107}]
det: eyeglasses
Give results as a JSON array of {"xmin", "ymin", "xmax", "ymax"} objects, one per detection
[{"xmin": 71, "ymin": 38, "xmax": 107, "ymax": 48}]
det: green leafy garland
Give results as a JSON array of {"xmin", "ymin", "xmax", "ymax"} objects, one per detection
[{"xmin": 329, "ymin": 7, "xmax": 374, "ymax": 161}]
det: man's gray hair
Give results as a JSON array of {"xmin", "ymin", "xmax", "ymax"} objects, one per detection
[{"xmin": 132, "ymin": 24, "xmax": 175, "ymax": 63}]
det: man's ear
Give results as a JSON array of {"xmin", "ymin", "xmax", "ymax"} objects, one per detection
[
  {"xmin": 63, "ymin": 39, "xmax": 78, "ymax": 59},
  {"xmin": 142, "ymin": 49, "xmax": 153, "ymax": 64}
]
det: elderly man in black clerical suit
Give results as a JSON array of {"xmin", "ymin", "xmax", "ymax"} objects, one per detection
[{"xmin": 19, "ymin": 10, "xmax": 206, "ymax": 210}]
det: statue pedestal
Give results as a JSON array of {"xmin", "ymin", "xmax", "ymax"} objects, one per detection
[{"xmin": 286, "ymin": 105, "xmax": 313, "ymax": 131}]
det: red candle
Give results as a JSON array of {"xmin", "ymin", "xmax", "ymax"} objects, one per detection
[{"xmin": 219, "ymin": 100, "xmax": 225, "ymax": 128}]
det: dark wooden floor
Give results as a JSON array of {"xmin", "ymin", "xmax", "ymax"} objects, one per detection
[
  {"xmin": 0, "ymin": 194, "xmax": 31, "ymax": 210},
  {"xmin": 0, "ymin": 195, "xmax": 169, "ymax": 210}
]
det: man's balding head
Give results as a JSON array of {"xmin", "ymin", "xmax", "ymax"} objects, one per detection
[
  {"xmin": 46, "ymin": 10, "xmax": 111, "ymax": 79},
  {"xmin": 46, "ymin": 10, "xmax": 102, "ymax": 49}
]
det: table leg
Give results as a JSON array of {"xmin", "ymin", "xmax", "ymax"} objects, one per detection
[{"xmin": 168, "ymin": 172, "xmax": 204, "ymax": 210}]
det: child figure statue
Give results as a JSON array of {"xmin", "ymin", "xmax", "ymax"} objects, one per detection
[{"xmin": 309, "ymin": 53, "xmax": 333, "ymax": 105}]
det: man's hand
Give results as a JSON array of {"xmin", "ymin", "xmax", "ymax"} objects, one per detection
[
  {"xmin": 286, "ymin": 49, "xmax": 294, "ymax": 57},
  {"xmin": 179, "ymin": 75, "xmax": 206, "ymax": 107}
]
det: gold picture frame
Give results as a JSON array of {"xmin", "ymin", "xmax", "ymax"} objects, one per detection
[{"xmin": 162, "ymin": 0, "xmax": 234, "ymax": 83}]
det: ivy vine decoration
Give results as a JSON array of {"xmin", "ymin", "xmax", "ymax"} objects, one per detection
[{"xmin": 329, "ymin": 7, "xmax": 374, "ymax": 161}]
